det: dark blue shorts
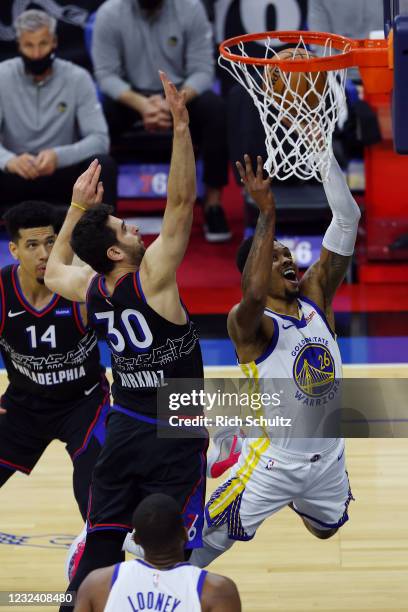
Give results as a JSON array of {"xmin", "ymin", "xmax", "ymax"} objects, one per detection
[
  {"xmin": 0, "ymin": 379, "xmax": 110, "ymax": 474},
  {"xmin": 87, "ymin": 405, "xmax": 208, "ymax": 549}
]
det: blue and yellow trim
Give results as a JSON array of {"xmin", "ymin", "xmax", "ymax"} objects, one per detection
[{"xmin": 206, "ymin": 436, "xmax": 270, "ymax": 540}]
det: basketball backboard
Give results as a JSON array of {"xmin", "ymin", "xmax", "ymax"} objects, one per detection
[{"xmin": 384, "ymin": 0, "xmax": 408, "ymax": 153}]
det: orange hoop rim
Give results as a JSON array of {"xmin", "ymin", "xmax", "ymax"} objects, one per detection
[{"xmin": 219, "ymin": 30, "xmax": 390, "ymax": 72}]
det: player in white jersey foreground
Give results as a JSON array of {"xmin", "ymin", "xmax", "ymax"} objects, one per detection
[
  {"xmin": 74, "ymin": 493, "xmax": 241, "ymax": 612},
  {"xmin": 191, "ymin": 152, "xmax": 360, "ymax": 567}
]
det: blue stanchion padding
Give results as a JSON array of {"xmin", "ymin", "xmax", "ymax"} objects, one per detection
[{"xmin": 393, "ymin": 15, "xmax": 408, "ymax": 154}]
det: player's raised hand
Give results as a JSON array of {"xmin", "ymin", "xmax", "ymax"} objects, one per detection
[
  {"xmin": 71, "ymin": 159, "xmax": 104, "ymax": 210},
  {"xmin": 159, "ymin": 70, "xmax": 189, "ymax": 128},
  {"xmin": 236, "ymin": 154, "xmax": 275, "ymax": 214},
  {"xmin": 0, "ymin": 407, "xmax": 6, "ymax": 415}
]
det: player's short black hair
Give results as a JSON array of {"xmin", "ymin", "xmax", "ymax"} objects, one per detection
[
  {"xmin": 236, "ymin": 237, "xmax": 254, "ymax": 274},
  {"xmin": 132, "ymin": 494, "xmax": 186, "ymax": 554},
  {"xmin": 3, "ymin": 201, "xmax": 57, "ymax": 241},
  {"xmin": 70, "ymin": 204, "xmax": 116, "ymax": 274},
  {"xmin": 236, "ymin": 237, "xmax": 284, "ymax": 273}
]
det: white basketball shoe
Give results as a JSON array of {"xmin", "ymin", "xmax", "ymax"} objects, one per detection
[
  {"xmin": 65, "ymin": 523, "xmax": 87, "ymax": 582},
  {"xmin": 122, "ymin": 531, "xmax": 144, "ymax": 558}
]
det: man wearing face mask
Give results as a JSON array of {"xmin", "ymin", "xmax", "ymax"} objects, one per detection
[
  {"xmin": 92, "ymin": 0, "xmax": 231, "ymax": 242},
  {"xmin": 0, "ymin": 9, "xmax": 117, "ymax": 210}
]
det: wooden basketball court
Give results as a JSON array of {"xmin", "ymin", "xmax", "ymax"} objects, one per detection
[{"xmin": 1, "ymin": 366, "xmax": 408, "ymax": 611}]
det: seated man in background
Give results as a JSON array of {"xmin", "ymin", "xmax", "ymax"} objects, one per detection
[
  {"xmin": 92, "ymin": 0, "xmax": 231, "ymax": 242},
  {"xmin": 0, "ymin": 9, "xmax": 117, "ymax": 210}
]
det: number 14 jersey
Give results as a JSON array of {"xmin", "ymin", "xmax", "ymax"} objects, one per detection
[{"xmin": 0, "ymin": 265, "xmax": 102, "ymax": 401}]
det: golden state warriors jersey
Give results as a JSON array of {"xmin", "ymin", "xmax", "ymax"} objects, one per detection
[
  {"xmin": 239, "ymin": 296, "xmax": 342, "ymax": 453},
  {"xmin": 104, "ymin": 559, "xmax": 206, "ymax": 612}
]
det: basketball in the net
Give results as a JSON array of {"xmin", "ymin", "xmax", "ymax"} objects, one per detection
[{"xmin": 263, "ymin": 48, "xmax": 327, "ymax": 113}]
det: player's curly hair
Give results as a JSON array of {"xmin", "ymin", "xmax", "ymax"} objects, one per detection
[
  {"xmin": 70, "ymin": 204, "xmax": 117, "ymax": 274},
  {"xmin": 3, "ymin": 201, "xmax": 57, "ymax": 241}
]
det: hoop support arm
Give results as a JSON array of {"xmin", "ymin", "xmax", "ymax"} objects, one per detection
[{"xmin": 219, "ymin": 30, "xmax": 393, "ymax": 94}]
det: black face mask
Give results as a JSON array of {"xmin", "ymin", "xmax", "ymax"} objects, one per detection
[
  {"xmin": 138, "ymin": 0, "xmax": 163, "ymax": 12},
  {"xmin": 20, "ymin": 50, "xmax": 55, "ymax": 76}
]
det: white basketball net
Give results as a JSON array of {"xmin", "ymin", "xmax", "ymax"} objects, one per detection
[{"xmin": 219, "ymin": 36, "xmax": 350, "ymax": 182}]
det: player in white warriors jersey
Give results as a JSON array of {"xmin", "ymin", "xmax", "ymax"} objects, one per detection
[
  {"xmin": 191, "ymin": 153, "xmax": 360, "ymax": 567},
  {"xmin": 74, "ymin": 494, "xmax": 241, "ymax": 612}
]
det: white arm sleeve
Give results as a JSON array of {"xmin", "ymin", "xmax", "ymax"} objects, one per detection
[{"xmin": 322, "ymin": 156, "xmax": 361, "ymax": 256}]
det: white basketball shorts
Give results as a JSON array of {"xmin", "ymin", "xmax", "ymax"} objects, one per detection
[{"xmin": 205, "ymin": 437, "xmax": 353, "ymax": 540}]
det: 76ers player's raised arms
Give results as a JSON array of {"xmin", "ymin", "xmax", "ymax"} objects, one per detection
[{"xmin": 45, "ymin": 71, "xmax": 208, "ymax": 610}]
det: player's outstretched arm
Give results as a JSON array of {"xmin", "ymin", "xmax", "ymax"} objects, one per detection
[
  {"xmin": 140, "ymin": 71, "xmax": 196, "ymax": 290},
  {"xmin": 73, "ymin": 566, "xmax": 113, "ymax": 612},
  {"xmin": 228, "ymin": 155, "xmax": 276, "ymax": 354},
  {"xmin": 45, "ymin": 159, "xmax": 103, "ymax": 302},
  {"xmin": 202, "ymin": 573, "xmax": 242, "ymax": 612},
  {"xmin": 301, "ymin": 154, "xmax": 361, "ymax": 321}
]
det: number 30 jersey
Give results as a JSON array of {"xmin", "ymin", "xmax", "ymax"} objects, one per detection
[
  {"xmin": 86, "ymin": 271, "xmax": 203, "ymax": 415},
  {"xmin": 0, "ymin": 265, "xmax": 103, "ymax": 401}
]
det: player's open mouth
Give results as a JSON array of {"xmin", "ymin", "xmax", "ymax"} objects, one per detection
[{"xmin": 282, "ymin": 268, "xmax": 297, "ymax": 282}]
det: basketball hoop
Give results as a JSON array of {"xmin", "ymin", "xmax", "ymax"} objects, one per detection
[{"xmin": 219, "ymin": 31, "xmax": 391, "ymax": 182}]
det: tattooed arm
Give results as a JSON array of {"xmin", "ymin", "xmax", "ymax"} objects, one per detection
[
  {"xmin": 227, "ymin": 155, "xmax": 276, "ymax": 362},
  {"xmin": 300, "ymin": 248, "xmax": 351, "ymax": 332}
]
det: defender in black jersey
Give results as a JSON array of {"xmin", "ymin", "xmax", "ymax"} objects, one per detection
[
  {"xmin": 0, "ymin": 201, "xmax": 109, "ymax": 520},
  {"xmin": 45, "ymin": 73, "xmax": 207, "ymax": 603}
]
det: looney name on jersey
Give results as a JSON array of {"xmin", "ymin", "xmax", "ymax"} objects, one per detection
[
  {"xmin": 117, "ymin": 369, "xmax": 164, "ymax": 389},
  {"xmin": 127, "ymin": 591, "xmax": 180, "ymax": 612}
]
